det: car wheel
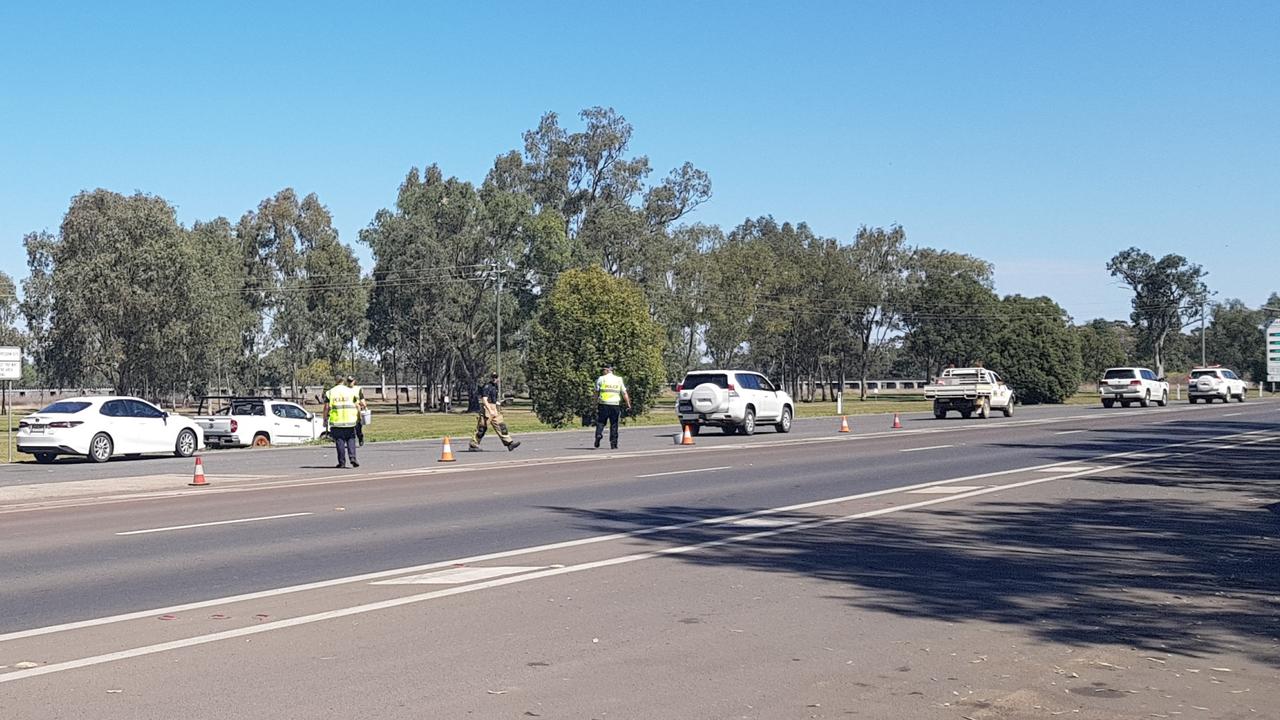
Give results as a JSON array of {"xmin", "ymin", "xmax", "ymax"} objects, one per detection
[
  {"xmin": 1157, "ymin": 391, "xmax": 1168, "ymax": 407},
  {"xmin": 740, "ymin": 408, "xmax": 756, "ymax": 436},
  {"xmin": 934, "ymin": 410, "xmax": 946, "ymax": 419},
  {"xmin": 689, "ymin": 423, "xmax": 701, "ymax": 436},
  {"xmin": 1101, "ymin": 399, "xmax": 1114, "ymax": 408},
  {"xmin": 1188, "ymin": 397, "xmax": 1196, "ymax": 404},
  {"xmin": 88, "ymin": 433, "xmax": 113, "ymax": 463},
  {"xmin": 174, "ymin": 429, "xmax": 198, "ymax": 458},
  {"xmin": 1002, "ymin": 400, "xmax": 1014, "ymax": 417},
  {"xmin": 34, "ymin": 452, "xmax": 56, "ymax": 464},
  {"xmin": 720, "ymin": 425, "xmax": 736, "ymax": 435},
  {"xmin": 961, "ymin": 410, "xmax": 972, "ymax": 419},
  {"xmin": 1139, "ymin": 391, "xmax": 1150, "ymax": 408},
  {"xmin": 1121, "ymin": 401, "xmax": 1131, "ymax": 408},
  {"xmin": 1236, "ymin": 392, "xmax": 1245, "ymax": 403},
  {"xmin": 252, "ymin": 432, "xmax": 271, "ymax": 448},
  {"xmin": 774, "ymin": 406, "xmax": 792, "ymax": 433},
  {"xmin": 976, "ymin": 398, "xmax": 990, "ymax": 419}
]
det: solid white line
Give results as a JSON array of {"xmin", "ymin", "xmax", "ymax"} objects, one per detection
[
  {"xmin": 5, "ymin": 431, "xmax": 1275, "ymax": 685},
  {"xmin": 4, "ymin": 428, "xmax": 1275, "ymax": 647},
  {"xmin": 1055, "ymin": 430, "xmax": 1087, "ymax": 435},
  {"xmin": 1222, "ymin": 412, "xmax": 1243, "ymax": 417},
  {"xmin": 635, "ymin": 466, "xmax": 731, "ymax": 478},
  {"xmin": 900, "ymin": 444, "xmax": 953, "ymax": 453},
  {"xmin": 114, "ymin": 513, "xmax": 313, "ymax": 536}
]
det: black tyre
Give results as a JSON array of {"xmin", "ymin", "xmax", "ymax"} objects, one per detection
[
  {"xmin": 1236, "ymin": 392, "xmax": 1246, "ymax": 403},
  {"xmin": 174, "ymin": 428, "xmax": 198, "ymax": 458},
  {"xmin": 774, "ymin": 406, "xmax": 792, "ymax": 433},
  {"xmin": 977, "ymin": 398, "xmax": 990, "ymax": 419},
  {"xmin": 934, "ymin": 410, "xmax": 946, "ymax": 419},
  {"xmin": 88, "ymin": 433, "xmax": 113, "ymax": 463},
  {"xmin": 720, "ymin": 425, "xmax": 736, "ymax": 435},
  {"xmin": 1102, "ymin": 399, "xmax": 1114, "ymax": 408},
  {"xmin": 1121, "ymin": 401, "xmax": 1131, "ymax": 408},
  {"xmin": 1002, "ymin": 400, "xmax": 1014, "ymax": 417},
  {"xmin": 252, "ymin": 432, "xmax": 271, "ymax": 448},
  {"xmin": 960, "ymin": 410, "xmax": 972, "ymax": 419},
  {"xmin": 740, "ymin": 408, "xmax": 756, "ymax": 436},
  {"xmin": 1139, "ymin": 391, "xmax": 1150, "ymax": 408},
  {"xmin": 689, "ymin": 423, "xmax": 701, "ymax": 436},
  {"xmin": 1157, "ymin": 392, "xmax": 1168, "ymax": 407},
  {"xmin": 1188, "ymin": 397, "xmax": 1197, "ymax": 404},
  {"xmin": 34, "ymin": 452, "xmax": 56, "ymax": 464}
]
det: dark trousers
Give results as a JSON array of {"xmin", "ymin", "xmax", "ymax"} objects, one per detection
[
  {"xmin": 331, "ymin": 426, "xmax": 358, "ymax": 466},
  {"xmin": 355, "ymin": 419, "xmax": 364, "ymax": 445},
  {"xmin": 595, "ymin": 404, "xmax": 622, "ymax": 448}
]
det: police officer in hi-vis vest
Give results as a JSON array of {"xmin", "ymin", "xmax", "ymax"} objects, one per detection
[
  {"xmin": 324, "ymin": 375, "xmax": 363, "ymax": 468},
  {"xmin": 594, "ymin": 364, "xmax": 632, "ymax": 449}
]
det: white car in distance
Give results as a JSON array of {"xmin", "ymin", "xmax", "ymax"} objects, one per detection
[
  {"xmin": 17, "ymin": 396, "xmax": 204, "ymax": 464},
  {"xmin": 676, "ymin": 370, "xmax": 794, "ymax": 436},
  {"xmin": 1187, "ymin": 366, "xmax": 1248, "ymax": 403},
  {"xmin": 1098, "ymin": 367, "xmax": 1169, "ymax": 408}
]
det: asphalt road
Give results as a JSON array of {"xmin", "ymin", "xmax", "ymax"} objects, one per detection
[{"xmin": 2, "ymin": 399, "xmax": 1277, "ymax": 719}]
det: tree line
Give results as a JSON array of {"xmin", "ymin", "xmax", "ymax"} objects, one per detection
[{"xmin": 1, "ymin": 107, "xmax": 1276, "ymax": 418}]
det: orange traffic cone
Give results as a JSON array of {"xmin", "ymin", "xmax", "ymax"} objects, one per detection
[
  {"xmin": 438, "ymin": 436, "xmax": 456, "ymax": 463},
  {"xmin": 680, "ymin": 424, "xmax": 696, "ymax": 446},
  {"xmin": 838, "ymin": 416, "xmax": 850, "ymax": 433},
  {"xmin": 189, "ymin": 456, "xmax": 209, "ymax": 487},
  {"xmin": 891, "ymin": 413, "xmax": 902, "ymax": 429}
]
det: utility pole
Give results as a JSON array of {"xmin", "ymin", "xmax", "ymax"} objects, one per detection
[
  {"xmin": 493, "ymin": 260, "xmax": 503, "ymax": 395},
  {"xmin": 1200, "ymin": 303, "xmax": 1206, "ymax": 367}
]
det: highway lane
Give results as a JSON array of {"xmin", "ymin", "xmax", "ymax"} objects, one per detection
[
  {"xmin": 1, "ymin": 401, "xmax": 1278, "ymax": 718},
  {"xmin": 1, "ymin": 399, "xmax": 1275, "ymax": 634},
  {"xmin": 0, "ymin": 398, "xmax": 1257, "ymax": 489}
]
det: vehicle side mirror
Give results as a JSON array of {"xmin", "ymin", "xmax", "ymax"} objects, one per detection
[{"xmin": 1157, "ymin": 377, "xmax": 1166, "ymax": 382}]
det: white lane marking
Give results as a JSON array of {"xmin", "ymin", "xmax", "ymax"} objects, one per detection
[
  {"xmin": 731, "ymin": 518, "xmax": 798, "ymax": 528},
  {"xmin": 900, "ymin": 444, "xmax": 953, "ymax": 453},
  {"xmin": 1037, "ymin": 466, "xmax": 1092, "ymax": 473},
  {"xmin": 114, "ymin": 513, "xmax": 314, "ymax": 536},
  {"xmin": 371, "ymin": 566, "xmax": 544, "ymax": 585},
  {"xmin": 1055, "ymin": 430, "xmax": 1087, "ymax": 435},
  {"xmin": 6, "ymin": 432, "xmax": 1275, "ymax": 685},
  {"xmin": 1222, "ymin": 412, "xmax": 1243, "ymax": 417},
  {"xmin": 635, "ymin": 466, "xmax": 731, "ymax": 478},
  {"xmin": 906, "ymin": 485, "xmax": 985, "ymax": 494},
  {"xmin": 5, "ymin": 428, "xmax": 1276, "ymax": 645}
]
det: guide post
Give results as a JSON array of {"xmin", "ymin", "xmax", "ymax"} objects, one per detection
[{"xmin": 0, "ymin": 347, "xmax": 20, "ymax": 463}]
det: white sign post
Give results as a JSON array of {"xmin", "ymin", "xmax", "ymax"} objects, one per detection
[
  {"xmin": 1267, "ymin": 319, "xmax": 1280, "ymax": 391},
  {"xmin": 0, "ymin": 346, "xmax": 19, "ymax": 464}
]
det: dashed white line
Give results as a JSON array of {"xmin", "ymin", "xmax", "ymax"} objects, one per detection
[
  {"xmin": 115, "ymin": 512, "xmax": 313, "ymax": 536},
  {"xmin": 1055, "ymin": 430, "xmax": 1087, "ymax": 435},
  {"xmin": 635, "ymin": 466, "xmax": 731, "ymax": 478},
  {"xmin": 900, "ymin": 444, "xmax": 953, "ymax": 453}
]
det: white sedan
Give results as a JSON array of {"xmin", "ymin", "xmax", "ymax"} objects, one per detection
[{"xmin": 17, "ymin": 396, "xmax": 204, "ymax": 464}]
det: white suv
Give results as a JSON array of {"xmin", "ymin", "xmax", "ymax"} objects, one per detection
[
  {"xmin": 1099, "ymin": 367, "xmax": 1169, "ymax": 408},
  {"xmin": 1187, "ymin": 366, "xmax": 1247, "ymax": 403},
  {"xmin": 677, "ymin": 370, "xmax": 794, "ymax": 436}
]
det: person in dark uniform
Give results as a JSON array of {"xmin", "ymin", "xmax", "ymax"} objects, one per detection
[{"xmin": 469, "ymin": 373, "xmax": 520, "ymax": 451}]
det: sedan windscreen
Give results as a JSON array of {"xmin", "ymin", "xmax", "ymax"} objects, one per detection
[{"xmin": 38, "ymin": 401, "xmax": 92, "ymax": 414}]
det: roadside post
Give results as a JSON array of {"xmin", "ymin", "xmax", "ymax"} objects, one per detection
[
  {"xmin": 0, "ymin": 346, "xmax": 20, "ymax": 463},
  {"xmin": 836, "ymin": 391, "xmax": 843, "ymax": 416}
]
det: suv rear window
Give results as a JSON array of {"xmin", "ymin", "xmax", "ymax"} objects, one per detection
[
  {"xmin": 682, "ymin": 373, "xmax": 730, "ymax": 389},
  {"xmin": 1189, "ymin": 370, "xmax": 1219, "ymax": 379},
  {"xmin": 1103, "ymin": 369, "xmax": 1137, "ymax": 379},
  {"xmin": 39, "ymin": 401, "xmax": 92, "ymax": 414}
]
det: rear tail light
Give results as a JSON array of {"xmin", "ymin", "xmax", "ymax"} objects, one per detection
[
  {"xmin": 1129, "ymin": 380, "xmax": 1142, "ymax": 386},
  {"xmin": 48, "ymin": 421, "xmax": 84, "ymax": 429},
  {"xmin": 726, "ymin": 384, "xmax": 735, "ymax": 391},
  {"xmin": 675, "ymin": 384, "xmax": 683, "ymax": 392},
  {"xmin": 18, "ymin": 421, "xmax": 29, "ymax": 429},
  {"xmin": 230, "ymin": 419, "xmax": 239, "ymax": 433}
]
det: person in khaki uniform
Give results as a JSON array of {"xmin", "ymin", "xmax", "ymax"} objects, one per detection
[{"xmin": 469, "ymin": 373, "xmax": 521, "ymax": 452}]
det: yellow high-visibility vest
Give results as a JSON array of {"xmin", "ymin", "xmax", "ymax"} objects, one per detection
[
  {"xmin": 596, "ymin": 373, "xmax": 625, "ymax": 405},
  {"xmin": 327, "ymin": 384, "xmax": 359, "ymax": 427}
]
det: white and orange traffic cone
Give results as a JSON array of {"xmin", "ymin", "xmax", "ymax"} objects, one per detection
[
  {"xmin": 838, "ymin": 416, "xmax": 850, "ymax": 433},
  {"xmin": 680, "ymin": 424, "xmax": 696, "ymax": 446},
  {"xmin": 891, "ymin": 413, "xmax": 902, "ymax": 429},
  {"xmin": 189, "ymin": 456, "xmax": 209, "ymax": 487},
  {"xmin": 438, "ymin": 436, "xmax": 456, "ymax": 463}
]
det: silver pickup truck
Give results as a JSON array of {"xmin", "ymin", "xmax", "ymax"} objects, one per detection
[
  {"xmin": 923, "ymin": 367, "xmax": 1016, "ymax": 419},
  {"xmin": 193, "ymin": 397, "xmax": 327, "ymax": 448}
]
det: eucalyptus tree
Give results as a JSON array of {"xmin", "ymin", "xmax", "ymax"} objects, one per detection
[
  {"xmin": 902, "ymin": 249, "xmax": 999, "ymax": 378},
  {"xmin": 1106, "ymin": 247, "xmax": 1210, "ymax": 377}
]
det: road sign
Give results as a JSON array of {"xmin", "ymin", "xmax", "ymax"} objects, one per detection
[
  {"xmin": 1268, "ymin": 320, "xmax": 1280, "ymax": 383},
  {"xmin": 0, "ymin": 346, "xmax": 20, "ymax": 381}
]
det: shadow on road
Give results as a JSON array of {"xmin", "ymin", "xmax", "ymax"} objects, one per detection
[{"xmin": 547, "ymin": 429, "xmax": 1280, "ymax": 667}]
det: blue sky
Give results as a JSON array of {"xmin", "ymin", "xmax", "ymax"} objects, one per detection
[{"xmin": 2, "ymin": 1, "xmax": 1277, "ymax": 321}]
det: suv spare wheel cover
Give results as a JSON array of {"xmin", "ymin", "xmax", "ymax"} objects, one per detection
[{"xmin": 690, "ymin": 383, "xmax": 728, "ymax": 412}]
